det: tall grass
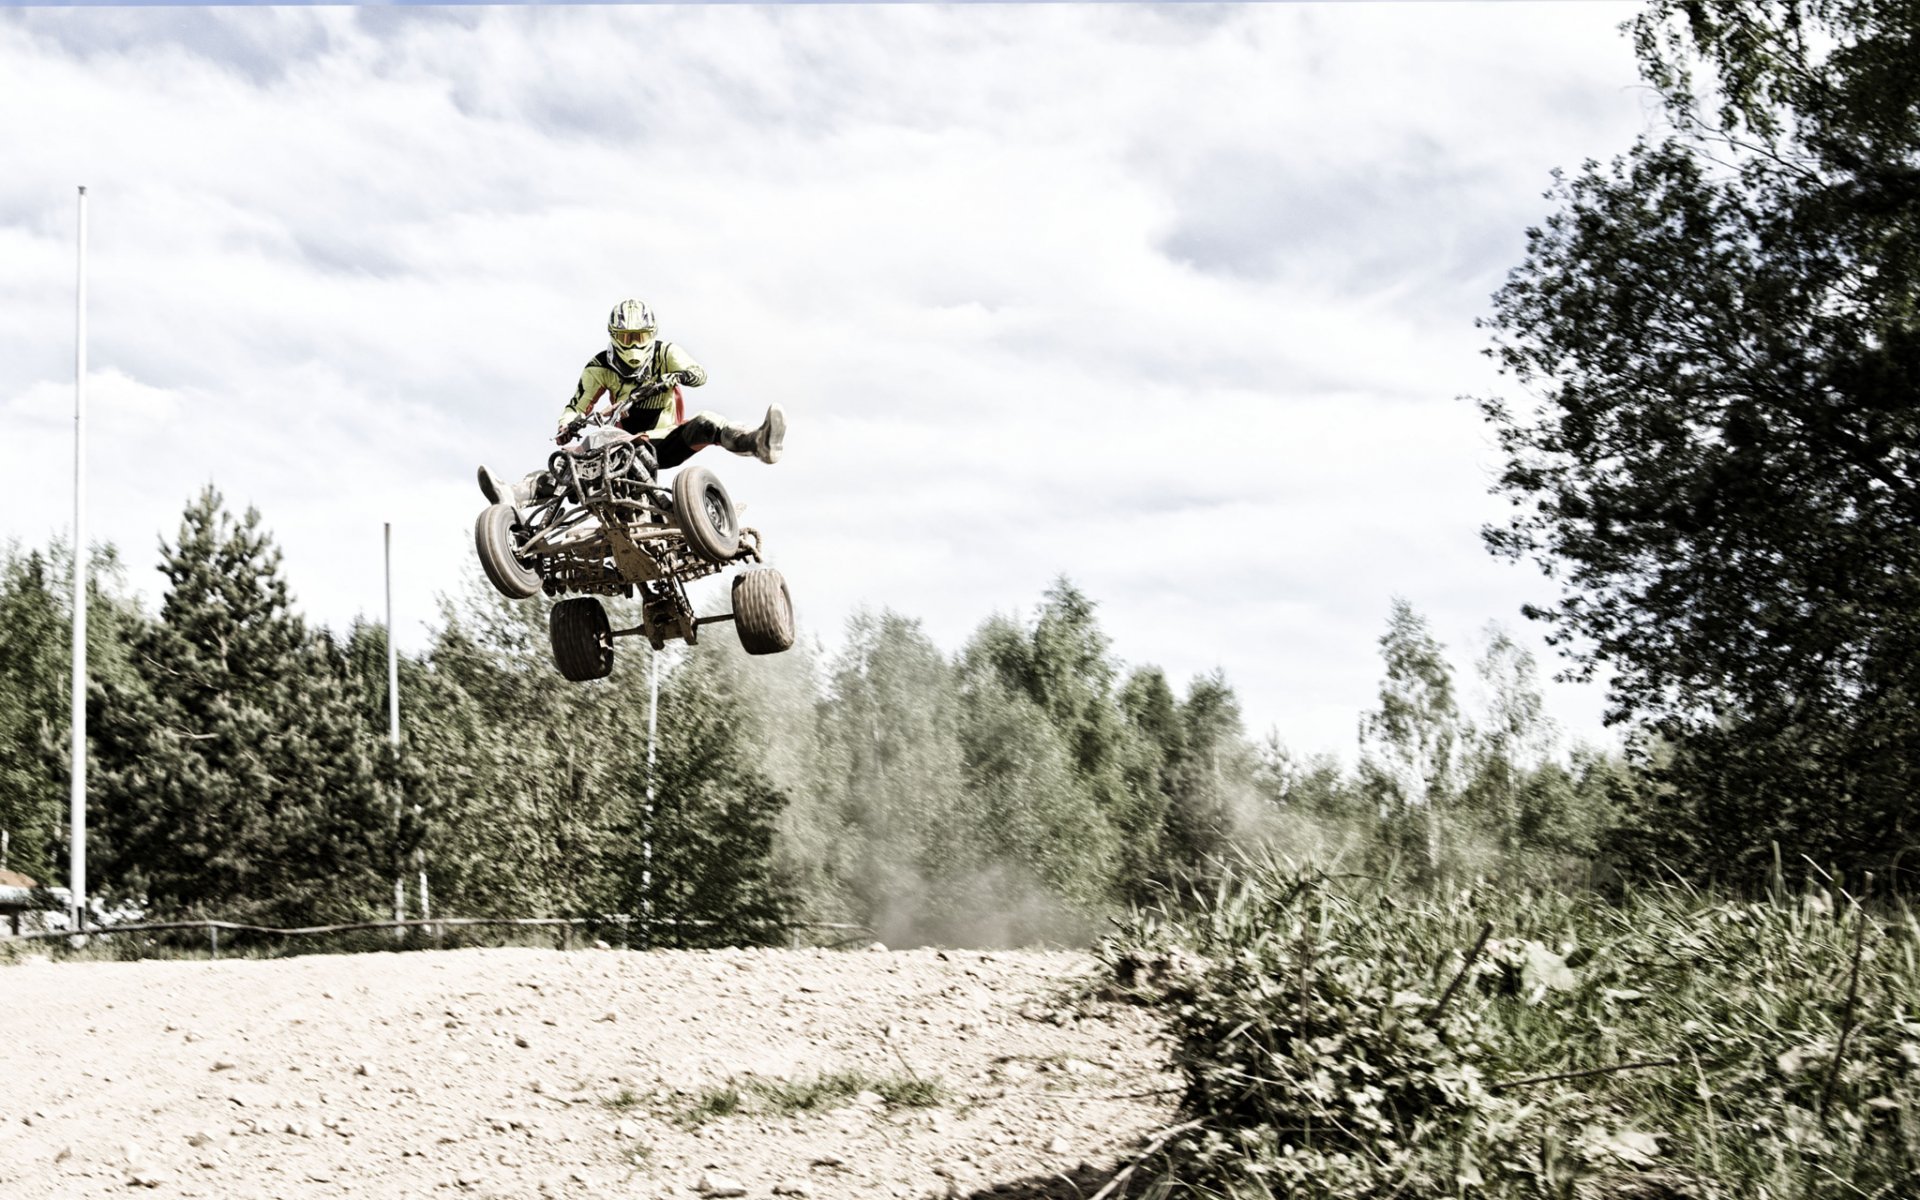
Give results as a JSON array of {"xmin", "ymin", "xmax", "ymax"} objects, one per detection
[{"xmin": 1099, "ymin": 858, "xmax": 1919, "ymax": 1199}]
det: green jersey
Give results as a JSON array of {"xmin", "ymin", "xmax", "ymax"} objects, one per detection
[{"xmin": 562, "ymin": 341, "xmax": 707, "ymax": 436}]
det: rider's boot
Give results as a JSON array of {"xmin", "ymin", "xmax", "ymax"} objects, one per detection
[
  {"xmin": 712, "ymin": 405, "xmax": 785, "ymax": 465},
  {"xmin": 754, "ymin": 404, "xmax": 786, "ymax": 465},
  {"xmin": 477, "ymin": 466, "xmax": 511, "ymax": 506},
  {"xmin": 477, "ymin": 466, "xmax": 542, "ymax": 508}
]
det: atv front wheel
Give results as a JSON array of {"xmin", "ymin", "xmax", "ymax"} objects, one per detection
[
  {"xmin": 550, "ymin": 597, "xmax": 613, "ymax": 681},
  {"xmin": 475, "ymin": 503, "xmax": 541, "ymax": 600},
  {"xmin": 672, "ymin": 465, "xmax": 741, "ymax": 563},
  {"xmin": 732, "ymin": 567, "xmax": 795, "ymax": 656}
]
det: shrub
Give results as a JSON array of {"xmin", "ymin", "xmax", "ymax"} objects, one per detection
[{"xmin": 1101, "ymin": 860, "xmax": 1920, "ymax": 1199}]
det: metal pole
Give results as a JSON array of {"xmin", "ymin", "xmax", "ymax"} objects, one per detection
[
  {"xmin": 69, "ymin": 184, "xmax": 88, "ymax": 933},
  {"xmin": 385, "ymin": 523, "xmax": 399, "ymax": 749},
  {"xmin": 644, "ymin": 647, "xmax": 657, "ymax": 948},
  {"xmin": 386, "ymin": 523, "xmax": 403, "ymax": 932}
]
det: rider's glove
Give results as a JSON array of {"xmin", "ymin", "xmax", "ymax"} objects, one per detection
[{"xmin": 556, "ymin": 414, "xmax": 584, "ymax": 445}]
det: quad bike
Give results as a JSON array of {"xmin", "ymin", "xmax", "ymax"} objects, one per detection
[{"xmin": 473, "ymin": 403, "xmax": 794, "ymax": 681}]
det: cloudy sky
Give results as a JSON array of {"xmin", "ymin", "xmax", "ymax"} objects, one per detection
[{"xmin": 0, "ymin": 2, "xmax": 1656, "ymax": 760}]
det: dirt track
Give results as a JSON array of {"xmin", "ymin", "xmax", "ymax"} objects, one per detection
[{"xmin": 0, "ymin": 946, "xmax": 1177, "ymax": 1200}]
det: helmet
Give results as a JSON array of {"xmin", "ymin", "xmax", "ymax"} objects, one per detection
[{"xmin": 607, "ymin": 299, "xmax": 657, "ymax": 370}]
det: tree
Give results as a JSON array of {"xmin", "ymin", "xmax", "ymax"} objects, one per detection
[
  {"xmin": 0, "ymin": 541, "xmax": 147, "ymax": 889},
  {"xmin": 398, "ymin": 580, "xmax": 643, "ymax": 922},
  {"xmin": 1477, "ymin": 0, "xmax": 1920, "ymax": 883},
  {"xmin": 0, "ymin": 546, "xmax": 71, "ymax": 883},
  {"xmin": 1252, "ymin": 734, "xmax": 1360, "ymax": 823},
  {"xmin": 1459, "ymin": 625, "xmax": 1556, "ymax": 855},
  {"xmin": 616, "ymin": 642, "xmax": 797, "ymax": 947},
  {"xmin": 93, "ymin": 489, "xmax": 392, "ymax": 924},
  {"xmin": 967, "ymin": 583, "xmax": 1169, "ymax": 898},
  {"xmin": 1159, "ymin": 671, "xmax": 1251, "ymax": 886},
  {"xmin": 955, "ymin": 638, "xmax": 1116, "ymax": 925},
  {"xmin": 975, "ymin": 581, "xmax": 1158, "ymax": 835},
  {"xmin": 1357, "ymin": 600, "xmax": 1463, "ymax": 879},
  {"xmin": 1115, "ymin": 666, "xmax": 1184, "ymax": 893},
  {"xmin": 812, "ymin": 610, "xmax": 968, "ymax": 942}
]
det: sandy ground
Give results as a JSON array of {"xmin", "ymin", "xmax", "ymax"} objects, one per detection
[{"xmin": 0, "ymin": 946, "xmax": 1179, "ymax": 1200}]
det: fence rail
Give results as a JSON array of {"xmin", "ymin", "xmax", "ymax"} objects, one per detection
[{"xmin": 8, "ymin": 915, "xmax": 877, "ymax": 953}]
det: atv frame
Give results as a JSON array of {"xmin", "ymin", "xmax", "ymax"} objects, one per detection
[{"xmin": 474, "ymin": 409, "xmax": 794, "ymax": 680}]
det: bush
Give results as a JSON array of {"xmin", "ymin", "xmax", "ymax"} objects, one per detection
[{"xmin": 1101, "ymin": 860, "xmax": 1920, "ymax": 1199}]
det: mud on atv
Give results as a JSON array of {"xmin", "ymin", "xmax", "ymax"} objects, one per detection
[{"xmin": 473, "ymin": 414, "xmax": 794, "ymax": 681}]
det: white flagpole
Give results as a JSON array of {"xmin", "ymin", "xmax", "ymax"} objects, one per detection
[
  {"xmin": 70, "ymin": 185, "xmax": 88, "ymax": 932},
  {"xmin": 386, "ymin": 522, "xmax": 404, "ymax": 931},
  {"xmin": 644, "ymin": 648, "xmax": 657, "ymax": 947}
]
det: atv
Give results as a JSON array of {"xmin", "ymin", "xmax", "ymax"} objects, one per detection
[{"xmin": 473, "ymin": 403, "xmax": 794, "ymax": 681}]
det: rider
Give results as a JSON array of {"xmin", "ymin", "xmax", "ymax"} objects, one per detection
[{"xmin": 479, "ymin": 298, "xmax": 785, "ymax": 507}]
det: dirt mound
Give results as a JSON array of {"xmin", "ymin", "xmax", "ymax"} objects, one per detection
[{"xmin": 0, "ymin": 946, "xmax": 1176, "ymax": 1199}]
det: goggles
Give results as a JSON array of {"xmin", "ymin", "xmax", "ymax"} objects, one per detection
[{"xmin": 610, "ymin": 327, "xmax": 656, "ymax": 349}]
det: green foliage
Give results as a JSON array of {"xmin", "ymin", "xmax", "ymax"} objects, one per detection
[
  {"xmin": 389, "ymin": 576, "xmax": 799, "ymax": 948},
  {"xmin": 1253, "ymin": 736, "xmax": 1359, "ymax": 823},
  {"xmin": 954, "ymin": 656, "xmax": 1116, "ymax": 915},
  {"xmin": 674, "ymin": 1083, "xmax": 744, "ymax": 1127},
  {"xmin": 0, "ymin": 541, "xmax": 145, "ymax": 887},
  {"xmin": 1105, "ymin": 861, "xmax": 1920, "ymax": 1199},
  {"xmin": 0, "ymin": 545, "xmax": 67, "ymax": 882},
  {"xmin": 1160, "ymin": 671, "xmax": 1254, "ymax": 888},
  {"xmin": 810, "ymin": 609, "xmax": 969, "ymax": 941},
  {"xmin": 1358, "ymin": 600, "xmax": 1465, "ymax": 880},
  {"xmin": 620, "ymin": 640, "xmax": 798, "ymax": 947},
  {"xmin": 395, "ymin": 584, "xmax": 632, "ymax": 920},
  {"xmin": 94, "ymin": 489, "xmax": 392, "ymax": 925},
  {"xmin": 0, "ymin": 488, "xmax": 1654, "ymax": 950},
  {"xmin": 1478, "ymin": 0, "xmax": 1920, "ymax": 886}
]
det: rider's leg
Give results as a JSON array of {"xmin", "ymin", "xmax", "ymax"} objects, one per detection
[
  {"xmin": 670, "ymin": 407, "xmax": 785, "ymax": 465},
  {"xmin": 653, "ymin": 422, "xmax": 708, "ymax": 471}
]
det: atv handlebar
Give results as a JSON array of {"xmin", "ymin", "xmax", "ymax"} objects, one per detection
[{"xmin": 559, "ymin": 374, "xmax": 691, "ymax": 446}]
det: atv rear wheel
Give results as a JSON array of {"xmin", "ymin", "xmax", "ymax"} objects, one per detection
[
  {"xmin": 732, "ymin": 567, "xmax": 795, "ymax": 656},
  {"xmin": 550, "ymin": 597, "xmax": 614, "ymax": 681},
  {"xmin": 475, "ymin": 503, "xmax": 541, "ymax": 600},
  {"xmin": 672, "ymin": 465, "xmax": 740, "ymax": 563}
]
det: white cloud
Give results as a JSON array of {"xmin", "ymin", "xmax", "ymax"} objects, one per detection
[{"xmin": 0, "ymin": 3, "xmax": 1648, "ymax": 759}]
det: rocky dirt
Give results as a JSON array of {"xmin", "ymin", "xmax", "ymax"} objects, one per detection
[{"xmin": 0, "ymin": 946, "xmax": 1179, "ymax": 1200}]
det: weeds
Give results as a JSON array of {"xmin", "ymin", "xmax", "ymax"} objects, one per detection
[
  {"xmin": 670, "ymin": 1070, "xmax": 945, "ymax": 1127},
  {"xmin": 1100, "ymin": 858, "xmax": 1920, "ymax": 1199},
  {"xmin": 603, "ymin": 1087, "xmax": 644, "ymax": 1112},
  {"xmin": 676, "ymin": 1084, "xmax": 744, "ymax": 1126}
]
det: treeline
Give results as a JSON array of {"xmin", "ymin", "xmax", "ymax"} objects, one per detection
[{"xmin": 0, "ymin": 487, "xmax": 1633, "ymax": 945}]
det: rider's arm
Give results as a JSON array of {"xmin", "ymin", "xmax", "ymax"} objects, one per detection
[
  {"xmin": 661, "ymin": 343, "xmax": 706, "ymax": 387},
  {"xmin": 560, "ymin": 364, "xmax": 616, "ymax": 433}
]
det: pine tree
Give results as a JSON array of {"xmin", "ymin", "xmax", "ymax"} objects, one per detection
[
  {"xmin": 0, "ymin": 541, "xmax": 148, "ymax": 891},
  {"xmin": 0, "ymin": 545, "xmax": 70, "ymax": 884},
  {"xmin": 94, "ymin": 489, "xmax": 391, "ymax": 924}
]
